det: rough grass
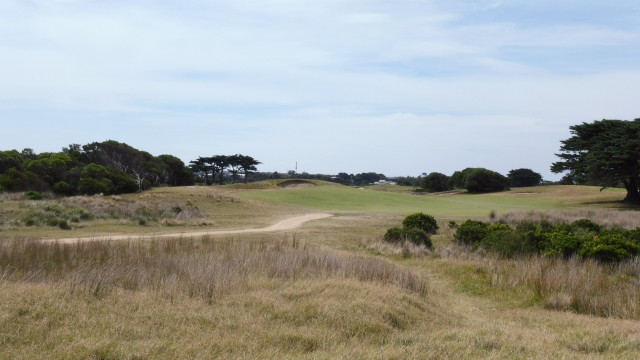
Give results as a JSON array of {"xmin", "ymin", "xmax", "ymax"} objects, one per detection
[
  {"xmin": 0, "ymin": 235, "xmax": 439, "ymax": 359},
  {"xmin": 4, "ymin": 184, "xmax": 640, "ymax": 358},
  {"xmin": 494, "ymin": 208, "xmax": 640, "ymax": 229},
  {"xmin": 0, "ymin": 235, "xmax": 428, "ymax": 299},
  {"xmin": 488, "ymin": 255, "xmax": 640, "ymax": 319},
  {"xmin": 0, "ymin": 186, "xmax": 299, "ymax": 239},
  {"xmin": 433, "ymin": 244, "xmax": 640, "ymax": 320}
]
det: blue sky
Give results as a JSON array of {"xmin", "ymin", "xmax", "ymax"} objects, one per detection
[{"xmin": 1, "ymin": 0, "xmax": 639, "ymax": 179}]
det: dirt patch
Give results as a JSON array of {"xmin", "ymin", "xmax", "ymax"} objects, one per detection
[
  {"xmin": 49, "ymin": 213, "xmax": 333, "ymax": 244},
  {"xmin": 277, "ymin": 180, "xmax": 317, "ymax": 189}
]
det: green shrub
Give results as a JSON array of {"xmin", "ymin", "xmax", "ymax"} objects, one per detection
[
  {"xmin": 541, "ymin": 231, "xmax": 586, "ymax": 258},
  {"xmin": 402, "ymin": 213, "xmax": 439, "ymax": 234},
  {"xmin": 454, "ymin": 220, "xmax": 488, "ymax": 246},
  {"xmin": 57, "ymin": 220, "xmax": 71, "ymax": 230},
  {"xmin": 384, "ymin": 227, "xmax": 405, "ymax": 243},
  {"xmin": 402, "ymin": 228, "xmax": 432, "ymax": 248},
  {"xmin": 579, "ymin": 234, "xmax": 640, "ymax": 262},
  {"xmin": 482, "ymin": 230, "xmax": 538, "ymax": 257},
  {"xmin": 53, "ymin": 181, "xmax": 73, "ymax": 195},
  {"xmin": 487, "ymin": 223, "xmax": 511, "ymax": 233},
  {"xmin": 570, "ymin": 219, "xmax": 601, "ymax": 233},
  {"xmin": 78, "ymin": 177, "xmax": 112, "ymax": 195},
  {"xmin": 25, "ymin": 191, "xmax": 43, "ymax": 200},
  {"xmin": 383, "ymin": 227, "xmax": 432, "ymax": 248}
]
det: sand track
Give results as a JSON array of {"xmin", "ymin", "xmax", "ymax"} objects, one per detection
[{"xmin": 50, "ymin": 213, "xmax": 333, "ymax": 244}]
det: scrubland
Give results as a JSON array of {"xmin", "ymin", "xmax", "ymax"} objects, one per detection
[{"xmin": 2, "ymin": 183, "xmax": 640, "ymax": 359}]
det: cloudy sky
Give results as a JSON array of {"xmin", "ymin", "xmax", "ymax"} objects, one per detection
[{"xmin": 1, "ymin": 0, "xmax": 639, "ymax": 179}]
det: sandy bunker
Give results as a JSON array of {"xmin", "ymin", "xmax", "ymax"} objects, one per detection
[{"xmin": 277, "ymin": 180, "xmax": 317, "ymax": 189}]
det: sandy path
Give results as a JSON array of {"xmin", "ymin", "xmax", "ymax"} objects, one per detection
[{"xmin": 50, "ymin": 213, "xmax": 333, "ymax": 244}]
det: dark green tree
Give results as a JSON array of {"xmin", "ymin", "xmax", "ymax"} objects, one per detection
[
  {"xmin": 551, "ymin": 119, "xmax": 640, "ymax": 203},
  {"xmin": 420, "ymin": 172, "xmax": 450, "ymax": 192},
  {"xmin": 236, "ymin": 154, "xmax": 261, "ymax": 183},
  {"xmin": 158, "ymin": 155, "xmax": 195, "ymax": 186},
  {"xmin": 464, "ymin": 168, "xmax": 509, "ymax": 192},
  {"xmin": 507, "ymin": 168, "xmax": 543, "ymax": 187}
]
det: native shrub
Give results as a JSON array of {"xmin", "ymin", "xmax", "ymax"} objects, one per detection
[
  {"xmin": 454, "ymin": 220, "xmax": 488, "ymax": 246},
  {"xmin": 402, "ymin": 213, "xmax": 439, "ymax": 234}
]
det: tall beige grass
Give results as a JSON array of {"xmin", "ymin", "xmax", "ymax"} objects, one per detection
[
  {"xmin": 493, "ymin": 209, "xmax": 640, "ymax": 229},
  {"xmin": 434, "ymin": 244, "xmax": 640, "ymax": 319},
  {"xmin": 0, "ymin": 235, "xmax": 428, "ymax": 301},
  {"xmin": 488, "ymin": 255, "xmax": 640, "ymax": 319}
]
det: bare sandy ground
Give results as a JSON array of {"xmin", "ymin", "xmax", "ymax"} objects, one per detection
[{"xmin": 49, "ymin": 213, "xmax": 333, "ymax": 244}]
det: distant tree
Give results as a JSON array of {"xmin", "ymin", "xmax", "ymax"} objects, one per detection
[
  {"xmin": 211, "ymin": 155, "xmax": 230, "ymax": 184},
  {"xmin": 82, "ymin": 140, "xmax": 164, "ymax": 190},
  {"xmin": 333, "ymin": 172, "xmax": 352, "ymax": 185},
  {"xmin": 353, "ymin": 172, "xmax": 386, "ymax": 185},
  {"xmin": 464, "ymin": 168, "xmax": 510, "ymax": 192},
  {"xmin": 189, "ymin": 157, "xmax": 211, "ymax": 185},
  {"xmin": 448, "ymin": 169, "xmax": 470, "ymax": 189},
  {"xmin": 158, "ymin": 155, "xmax": 195, "ymax": 186},
  {"xmin": 236, "ymin": 154, "xmax": 261, "ymax": 183},
  {"xmin": 25, "ymin": 153, "xmax": 73, "ymax": 186},
  {"xmin": 0, "ymin": 150, "xmax": 24, "ymax": 173},
  {"xmin": 507, "ymin": 168, "xmax": 543, "ymax": 187},
  {"xmin": 393, "ymin": 176, "xmax": 420, "ymax": 187},
  {"xmin": 420, "ymin": 172, "xmax": 451, "ymax": 192},
  {"xmin": 78, "ymin": 163, "xmax": 137, "ymax": 195},
  {"xmin": 270, "ymin": 172, "xmax": 282, "ymax": 179},
  {"xmin": 552, "ymin": 119, "xmax": 640, "ymax": 203}
]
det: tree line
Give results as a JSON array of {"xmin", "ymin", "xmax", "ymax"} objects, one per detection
[
  {"xmin": 0, "ymin": 140, "xmax": 261, "ymax": 196},
  {"xmin": 188, "ymin": 155, "xmax": 261, "ymax": 185},
  {"xmin": 418, "ymin": 168, "xmax": 543, "ymax": 193}
]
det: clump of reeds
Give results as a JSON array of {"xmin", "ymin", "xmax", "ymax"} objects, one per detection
[{"xmin": 0, "ymin": 235, "xmax": 428, "ymax": 301}]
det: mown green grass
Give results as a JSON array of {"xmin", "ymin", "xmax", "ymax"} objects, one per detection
[{"xmin": 240, "ymin": 185, "xmax": 568, "ymax": 217}]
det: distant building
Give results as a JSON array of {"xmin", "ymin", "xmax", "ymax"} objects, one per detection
[{"xmin": 372, "ymin": 180, "xmax": 397, "ymax": 185}]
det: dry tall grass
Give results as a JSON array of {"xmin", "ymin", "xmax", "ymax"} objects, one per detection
[
  {"xmin": 493, "ymin": 209, "xmax": 640, "ymax": 229},
  {"xmin": 0, "ymin": 235, "xmax": 428, "ymax": 301},
  {"xmin": 488, "ymin": 255, "xmax": 640, "ymax": 319},
  {"xmin": 434, "ymin": 244, "xmax": 640, "ymax": 319}
]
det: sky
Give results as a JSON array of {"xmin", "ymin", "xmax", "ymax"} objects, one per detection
[{"xmin": 1, "ymin": 0, "xmax": 639, "ymax": 180}]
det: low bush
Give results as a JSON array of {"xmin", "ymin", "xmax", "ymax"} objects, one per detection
[
  {"xmin": 383, "ymin": 227, "xmax": 432, "ymax": 248},
  {"xmin": 384, "ymin": 227, "xmax": 405, "ymax": 243},
  {"xmin": 453, "ymin": 217, "xmax": 640, "ymax": 262},
  {"xmin": 402, "ymin": 213, "xmax": 439, "ymax": 234},
  {"xmin": 402, "ymin": 228, "xmax": 432, "ymax": 247},
  {"xmin": 454, "ymin": 220, "xmax": 488, "ymax": 246},
  {"xmin": 382, "ymin": 213, "xmax": 437, "ymax": 249},
  {"xmin": 570, "ymin": 219, "xmax": 602, "ymax": 233},
  {"xmin": 579, "ymin": 234, "xmax": 640, "ymax": 263},
  {"xmin": 25, "ymin": 190, "xmax": 43, "ymax": 200}
]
